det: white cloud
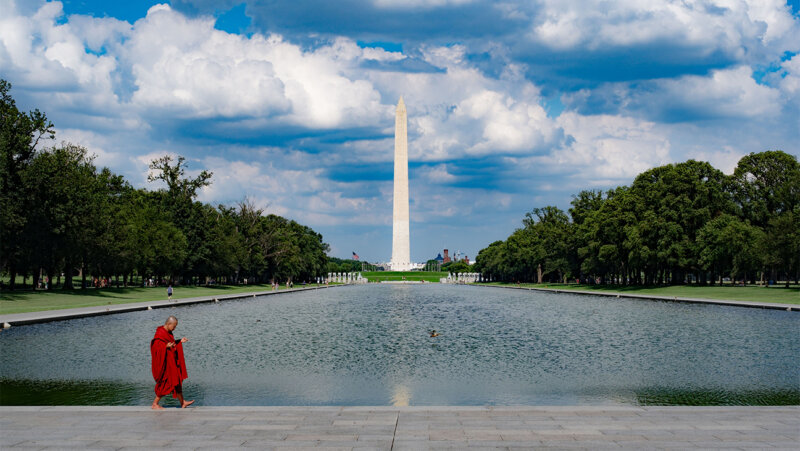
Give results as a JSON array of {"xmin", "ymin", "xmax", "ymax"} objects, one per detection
[
  {"xmin": 126, "ymin": 5, "xmax": 385, "ymax": 128},
  {"xmin": 779, "ymin": 53, "xmax": 800, "ymax": 96},
  {"xmin": 565, "ymin": 64, "xmax": 784, "ymax": 121},
  {"xmin": 550, "ymin": 112, "xmax": 672, "ymax": 182},
  {"xmin": 452, "ymin": 89, "xmax": 556, "ymax": 153},
  {"xmin": 689, "ymin": 147, "xmax": 745, "ymax": 174},
  {"xmin": 55, "ymin": 128, "xmax": 123, "ymax": 170},
  {"xmin": 1, "ymin": 0, "xmax": 797, "ymax": 262},
  {"xmin": 372, "ymin": 0, "xmax": 474, "ymax": 8},
  {"xmin": 0, "ymin": 0, "xmax": 119, "ymax": 106},
  {"xmin": 656, "ymin": 65, "xmax": 782, "ymax": 118},
  {"xmin": 531, "ymin": 0, "xmax": 799, "ymax": 62},
  {"xmin": 362, "ymin": 45, "xmax": 561, "ymax": 161},
  {"xmin": 417, "ymin": 164, "xmax": 457, "ymax": 183}
]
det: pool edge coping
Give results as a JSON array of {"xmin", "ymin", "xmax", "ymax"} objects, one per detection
[
  {"xmin": 3, "ymin": 282, "xmax": 796, "ymax": 327},
  {"xmin": 471, "ymin": 283, "xmax": 799, "ymax": 311},
  {"xmin": 0, "ymin": 284, "xmax": 351, "ymax": 327},
  {"xmin": 2, "ymin": 405, "xmax": 798, "ymax": 411}
]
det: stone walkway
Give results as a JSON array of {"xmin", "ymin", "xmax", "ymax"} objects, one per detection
[{"xmin": 1, "ymin": 406, "xmax": 797, "ymax": 450}]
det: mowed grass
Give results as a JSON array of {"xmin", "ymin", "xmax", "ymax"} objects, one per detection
[
  {"xmin": 0, "ymin": 283, "xmax": 316, "ymax": 315},
  {"xmin": 362, "ymin": 271, "xmax": 447, "ymax": 282},
  {"xmin": 482, "ymin": 282, "xmax": 800, "ymax": 305}
]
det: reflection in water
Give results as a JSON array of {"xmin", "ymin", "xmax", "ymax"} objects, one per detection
[
  {"xmin": 0, "ymin": 379, "xmax": 148, "ymax": 406},
  {"xmin": 636, "ymin": 387, "xmax": 800, "ymax": 406},
  {"xmin": 391, "ymin": 383, "xmax": 411, "ymax": 406},
  {"xmin": 2, "ymin": 378, "xmax": 797, "ymax": 406},
  {"xmin": 1, "ymin": 284, "xmax": 798, "ymax": 406}
]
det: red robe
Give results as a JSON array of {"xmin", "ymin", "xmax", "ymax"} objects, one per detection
[{"xmin": 150, "ymin": 326, "xmax": 188, "ymax": 398}]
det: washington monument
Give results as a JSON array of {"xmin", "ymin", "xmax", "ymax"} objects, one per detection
[{"xmin": 390, "ymin": 97, "xmax": 411, "ymax": 271}]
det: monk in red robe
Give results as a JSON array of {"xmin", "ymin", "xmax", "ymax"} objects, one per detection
[{"xmin": 150, "ymin": 315, "xmax": 194, "ymax": 409}]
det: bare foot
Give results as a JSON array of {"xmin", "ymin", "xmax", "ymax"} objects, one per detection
[
  {"xmin": 151, "ymin": 404, "xmax": 165, "ymax": 410},
  {"xmin": 181, "ymin": 400, "xmax": 195, "ymax": 408}
]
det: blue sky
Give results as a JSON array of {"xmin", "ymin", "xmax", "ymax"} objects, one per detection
[{"xmin": 2, "ymin": 0, "xmax": 799, "ymax": 263}]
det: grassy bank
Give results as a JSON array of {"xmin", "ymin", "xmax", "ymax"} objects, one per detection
[
  {"xmin": 0, "ymin": 283, "xmax": 321, "ymax": 315},
  {"xmin": 362, "ymin": 271, "xmax": 447, "ymax": 282},
  {"xmin": 481, "ymin": 282, "xmax": 799, "ymax": 305}
]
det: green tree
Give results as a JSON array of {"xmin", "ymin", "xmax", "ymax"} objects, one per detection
[
  {"xmin": 147, "ymin": 155, "xmax": 213, "ymax": 282},
  {"xmin": 85, "ymin": 168, "xmax": 132, "ymax": 288},
  {"xmin": 124, "ymin": 190, "xmax": 187, "ymax": 283},
  {"xmin": 524, "ymin": 206, "xmax": 572, "ymax": 283},
  {"xmin": 473, "ymin": 240, "xmax": 506, "ymax": 280},
  {"xmin": 26, "ymin": 144, "xmax": 100, "ymax": 289},
  {"xmin": 629, "ymin": 160, "xmax": 733, "ymax": 284},
  {"xmin": 0, "ymin": 80, "xmax": 54, "ymax": 288},
  {"xmin": 760, "ymin": 211, "xmax": 800, "ymax": 286},
  {"xmin": 732, "ymin": 151, "xmax": 800, "ymax": 228},
  {"xmin": 730, "ymin": 151, "xmax": 800, "ymax": 285},
  {"xmin": 578, "ymin": 187, "xmax": 636, "ymax": 284},
  {"xmin": 447, "ymin": 261, "xmax": 470, "ymax": 274},
  {"xmin": 697, "ymin": 214, "xmax": 763, "ymax": 284}
]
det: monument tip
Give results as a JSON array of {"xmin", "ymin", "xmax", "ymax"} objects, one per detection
[{"xmin": 397, "ymin": 96, "xmax": 405, "ymax": 108}]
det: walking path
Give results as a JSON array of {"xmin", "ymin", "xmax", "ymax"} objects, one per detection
[
  {"xmin": 473, "ymin": 284, "xmax": 800, "ymax": 311},
  {"xmin": 0, "ymin": 285, "xmax": 346, "ymax": 327},
  {"xmin": 1, "ymin": 406, "xmax": 797, "ymax": 450}
]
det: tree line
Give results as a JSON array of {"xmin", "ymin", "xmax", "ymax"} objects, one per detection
[
  {"xmin": 1, "ymin": 80, "xmax": 329, "ymax": 290},
  {"xmin": 474, "ymin": 151, "xmax": 799, "ymax": 287}
]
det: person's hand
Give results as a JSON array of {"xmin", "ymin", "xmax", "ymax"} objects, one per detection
[
  {"xmin": 166, "ymin": 341, "xmax": 174, "ymax": 348},
  {"xmin": 180, "ymin": 337, "xmax": 188, "ymax": 343}
]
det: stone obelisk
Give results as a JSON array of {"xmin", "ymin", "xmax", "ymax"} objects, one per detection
[{"xmin": 390, "ymin": 97, "xmax": 411, "ymax": 271}]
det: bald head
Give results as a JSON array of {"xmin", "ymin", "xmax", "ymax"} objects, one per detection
[{"xmin": 163, "ymin": 315, "xmax": 178, "ymax": 332}]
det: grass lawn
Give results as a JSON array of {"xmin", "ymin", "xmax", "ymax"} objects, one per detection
[
  {"xmin": 482, "ymin": 282, "xmax": 800, "ymax": 305},
  {"xmin": 362, "ymin": 271, "xmax": 447, "ymax": 282},
  {"xmin": 0, "ymin": 283, "xmax": 320, "ymax": 315}
]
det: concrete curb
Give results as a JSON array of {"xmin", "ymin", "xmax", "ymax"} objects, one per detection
[
  {"xmin": 471, "ymin": 283, "xmax": 799, "ymax": 311},
  {"xmin": 0, "ymin": 284, "xmax": 350, "ymax": 327}
]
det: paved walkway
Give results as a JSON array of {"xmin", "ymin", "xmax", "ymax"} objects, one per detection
[
  {"xmin": 1, "ymin": 406, "xmax": 797, "ymax": 450},
  {"xmin": 0, "ymin": 285, "xmax": 347, "ymax": 327},
  {"xmin": 473, "ymin": 284, "xmax": 800, "ymax": 311}
]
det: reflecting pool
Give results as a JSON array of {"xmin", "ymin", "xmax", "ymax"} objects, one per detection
[{"xmin": 1, "ymin": 284, "xmax": 798, "ymax": 405}]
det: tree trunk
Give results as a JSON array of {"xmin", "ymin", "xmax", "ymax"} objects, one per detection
[
  {"xmin": 537, "ymin": 264, "xmax": 543, "ymax": 284},
  {"xmin": 8, "ymin": 266, "xmax": 17, "ymax": 290},
  {"xmin": 63, "ymin": 259, "xmax": 74, "ymax": 289}
]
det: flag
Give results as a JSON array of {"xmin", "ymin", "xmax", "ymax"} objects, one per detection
[{"xmin": 352, "ymin": 251, "xmax": 359, "ymax": 261}]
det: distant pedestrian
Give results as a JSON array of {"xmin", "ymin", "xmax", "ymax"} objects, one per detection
[{"xmin": 167, "ymin": 285, "xmax": 173, "ymax": 301}]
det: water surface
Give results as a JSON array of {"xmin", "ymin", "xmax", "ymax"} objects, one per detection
[{"xmin": 1, "ymin": 284, "xmax": 798, "ymax": 405}]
